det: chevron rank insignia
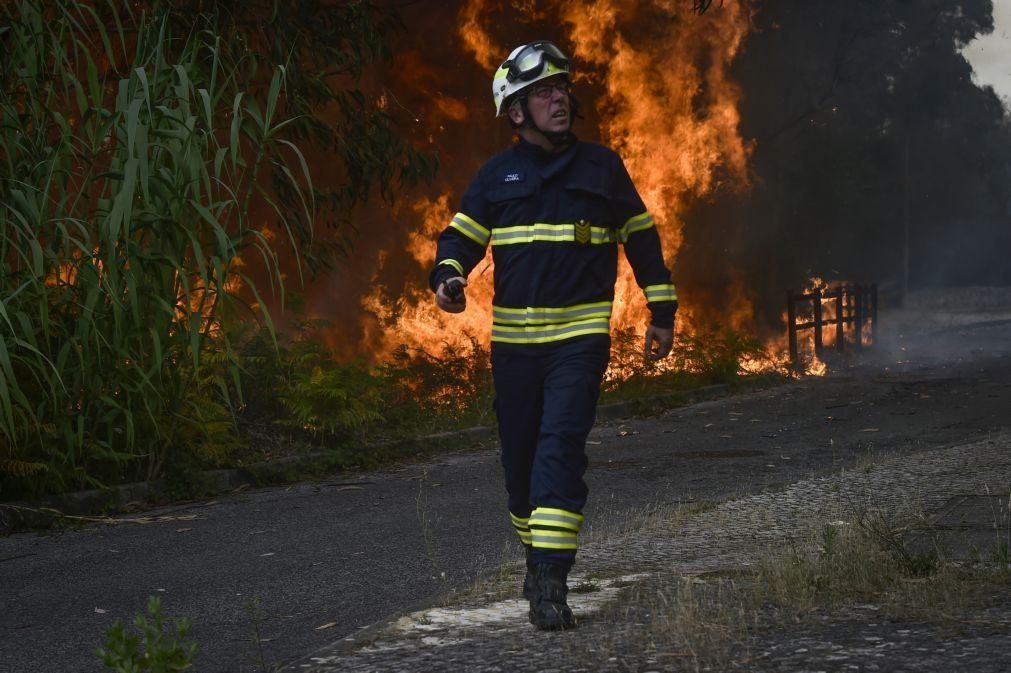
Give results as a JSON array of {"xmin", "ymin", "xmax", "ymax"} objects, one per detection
[{"xmin": 574, "ymin": 219, "xmax": 591, "ymax": 245}]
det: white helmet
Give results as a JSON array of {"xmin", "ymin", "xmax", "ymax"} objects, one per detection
[{"xmin": 492, "ymin": 40, "xmax": 571, "ymax": 117}]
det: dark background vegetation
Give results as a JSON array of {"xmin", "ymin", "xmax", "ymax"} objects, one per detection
[{"xmin": 685, "ymin": 0, "xmax": 1011, "ymax": 325}]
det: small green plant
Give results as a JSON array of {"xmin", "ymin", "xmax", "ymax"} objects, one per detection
[
  {"xmin": 95, "ymin": 596, "xmax": 197, "ymax": 672},
  {"xmin": 993, "ymin": 540, "xmax": 1010, "ymax": 568},
  {"xmin": 242, "ymin": 599, "xmax": 272, "ymax": 673},
  {"xmin": 819, "ymin": 522, "xmax": 839, "ymax": 559},
  {"xmin": 857, "ymin": 510, "xmax": 939, "ymax": 578}
]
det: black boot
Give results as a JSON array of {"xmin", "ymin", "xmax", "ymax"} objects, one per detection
[
  {"xmin": 528, "ymin": 563, "xmax": 576, "ymax": 630},
  {"xmin": 523, "ymin": 553, "xmax": 538, "ymax": 601}
]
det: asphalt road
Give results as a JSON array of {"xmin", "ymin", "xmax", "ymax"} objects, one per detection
[{"xmin": 2, "ymin": 317, "xmax": 1010, "ymax": 673}]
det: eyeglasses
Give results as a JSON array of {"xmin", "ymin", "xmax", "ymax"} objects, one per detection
[{"xmin": 528, "ymin": 81, "xmax": 571, "ymax": 100}]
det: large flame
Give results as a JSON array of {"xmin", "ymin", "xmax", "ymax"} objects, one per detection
[{"xmin": 357, "ymin": 1, "xmax": 758, "ymax": 366}]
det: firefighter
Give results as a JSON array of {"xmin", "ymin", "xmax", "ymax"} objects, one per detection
[{"xmin": 429, "ymin": 40, "xmax": 676, "ymax": 630}]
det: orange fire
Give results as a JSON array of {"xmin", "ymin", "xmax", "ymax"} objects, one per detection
[
  {"xmin": 357, "ymin": 1, "xmax": 759, "ymax": 369},
  {"xmin": 563, "ymin": 0, "xmax": 753, "ymax": 338}
]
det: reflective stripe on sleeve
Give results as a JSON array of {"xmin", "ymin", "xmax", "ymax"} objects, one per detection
[
  {"xmin": 491, "ymin": 222, "xmax": 617, "ymax": 246},
  {"xmin": 438, "ymin": 258, "xmax": 464, "ymax": 276},
  {"xmin": 644, "ymin": 283, "xmax": 678, "ymax": 303},
  {"xmin": 491, "ymin": 316, "xmax": 611, "ymax": 344},
  {"xmin": 618, "ymin": 211, "xmax": 655, "ymax": 243},
  {"xmin": 492, "ymin": 301, "xmax": 612, "ymax": 326},
  {"xmin": 449, "ymin": 212, "xmax": 491, "ymax": 247}
]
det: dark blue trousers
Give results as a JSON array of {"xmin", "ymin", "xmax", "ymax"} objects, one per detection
[{"xmin": 490, "ymin": 334, "xmax": 610, "ymax": 568}]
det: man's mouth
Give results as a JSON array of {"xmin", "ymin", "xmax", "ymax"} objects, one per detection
[{"xmin": 552, "ymin": 110, "xmax": 568, "ymax": 119}]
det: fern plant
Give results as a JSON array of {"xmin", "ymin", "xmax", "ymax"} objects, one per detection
[{"xmin": 276, "ymin": 343, "xmax": 385, "ymax": 439}]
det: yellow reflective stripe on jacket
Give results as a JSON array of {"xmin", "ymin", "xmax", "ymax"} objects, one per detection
[
  {"xmin": 644, "ymin": 283, "xmax": 678, "ymax": 303},
  {"xmin": 491, "ymin": 316, "xmax": 611, "ymax": 344},
  {"xmin": 449, "ymin": 212, "xmax": 491, "ymax": 247},
  {"xmin": 618, "ymin": 211, "xmax": 655, "ymax": 242},
  {"xmin": 438, "ymin": 258, "xmax": 464, "ymax": 276},
  {"xmin": 491, "ymin": 222, "xmax": 617, "ymax": 246},
  {"xmin": 492, "ymin": 301, "xmax": 613, "ymax": 326}
]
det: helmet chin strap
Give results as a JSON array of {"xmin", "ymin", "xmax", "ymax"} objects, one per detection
[{"xmin": 519, "ymin": 97, "xmax": 573, "ymax": 148}]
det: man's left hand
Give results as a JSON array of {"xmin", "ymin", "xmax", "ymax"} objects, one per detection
[{"xmin": 644, "ymin": 325, "xmax": 674, "ymax": 361}]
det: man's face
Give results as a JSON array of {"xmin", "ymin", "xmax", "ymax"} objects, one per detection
[{"xmin": 513, "ymin": 75, "xmax": 571, "ymax": 133}]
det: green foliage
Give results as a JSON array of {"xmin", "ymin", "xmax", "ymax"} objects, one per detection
[
  {"xmin": 379, "ymin": 336, "xmax": 495, "ymax": 430},
  {"xmin": 95, "ymin": 596, "xmax": 197, "ymax": 673},
  {"xmin": 279, "ymin": 350, "xmax": 385, "ymax": 437},
  {"xmin": 672, "ymin": 325, "xmax": 767, "ymax": 383},
  {"xmin": 232, "ymin": 329, "xmax": 492, "ymax": 448},
  {"xmin": 0, "ymin": 1, "xmax": 430, "ymax": 498}
]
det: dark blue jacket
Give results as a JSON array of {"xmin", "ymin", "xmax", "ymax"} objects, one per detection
[{"xmin": 429, "ymin": 138, "xmax": 677, "ymax": 345}]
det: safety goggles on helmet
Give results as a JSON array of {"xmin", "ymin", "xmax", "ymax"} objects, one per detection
[{"xmin": 504, "ymin": 41, "xmax": 570, "ymax": 83}]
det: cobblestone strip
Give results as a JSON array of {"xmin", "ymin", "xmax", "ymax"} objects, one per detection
[{"xmin": 287, "ymin": 438, "xmax": 1011, "ymax": 672}]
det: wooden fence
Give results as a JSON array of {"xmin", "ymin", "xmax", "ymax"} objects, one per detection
[{"xmin": 787, "ymin": 283, "xmax": 878, "ymax": 366}]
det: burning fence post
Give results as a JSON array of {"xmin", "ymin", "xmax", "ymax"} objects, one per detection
[
  {"xmin": 854, "ymin": 284, "xmax": 865, "ymax": 350},
  {"xmin": 871, "ymin": 283, "xmax": 879, "ymax": 345},
  {"xmin": 835, "ymin": 285, "xmax": 845, "ymax": 352},
  {"xmin": 787, "ymin": 290, "xmax": 799, "ymax": 366},
  {"xmin": 813, "ymin": 287, "xmax": 824, "ymax": 358}
]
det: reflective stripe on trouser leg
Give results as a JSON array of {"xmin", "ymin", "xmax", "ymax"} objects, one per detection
[
  {"xmin": 529, "ymin": 507, "xmax": 584, "ymax": 551},
  {"xmin": 510, "ymin": 512, "xmax": 532, "ymax": 546}
]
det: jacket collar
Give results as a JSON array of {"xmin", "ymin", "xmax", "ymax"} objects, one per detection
[{"xmin": 515, "ymin": 135, "xmax": 580, "ymax": 180}]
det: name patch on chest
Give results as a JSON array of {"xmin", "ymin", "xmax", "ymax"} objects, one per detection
[{"xmin": 503, "ymin": 172, "xmax": 523, "ymax": 183}]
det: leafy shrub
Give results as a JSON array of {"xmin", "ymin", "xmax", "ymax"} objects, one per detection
[
  {"xmin": 95, "ymin": 596, "xmax": 197, "ymax": 672},
  {"xmin": 279, "ymin": 353, "xmax": 386, "ymax": 438},
  {"xmin": 379, "ymin": 336, "xmax": 495, "ymax": 432}
]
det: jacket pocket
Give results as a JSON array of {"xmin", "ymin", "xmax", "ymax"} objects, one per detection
[
  {"xmin": 486, "ymin": 180, "xmax": 538, "ymax": 226},
  {"xmin": 562, "ymin": 180, "xmax": 618, "ymax": 231}
]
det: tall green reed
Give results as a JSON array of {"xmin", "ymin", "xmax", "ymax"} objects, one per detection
[{"xmin": 0, "ymin": 1, "xmax": 314, "ymax": 496}]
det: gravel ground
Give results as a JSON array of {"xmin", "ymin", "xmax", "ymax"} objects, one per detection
[{"xmin": 292, "ymin": 436, "xmax": 1011, "ymax": 672}]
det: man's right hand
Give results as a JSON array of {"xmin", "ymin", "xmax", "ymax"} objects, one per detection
[{"xmin": 435, "ymin": 277, "xmax": 467, "ymax": 313}]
